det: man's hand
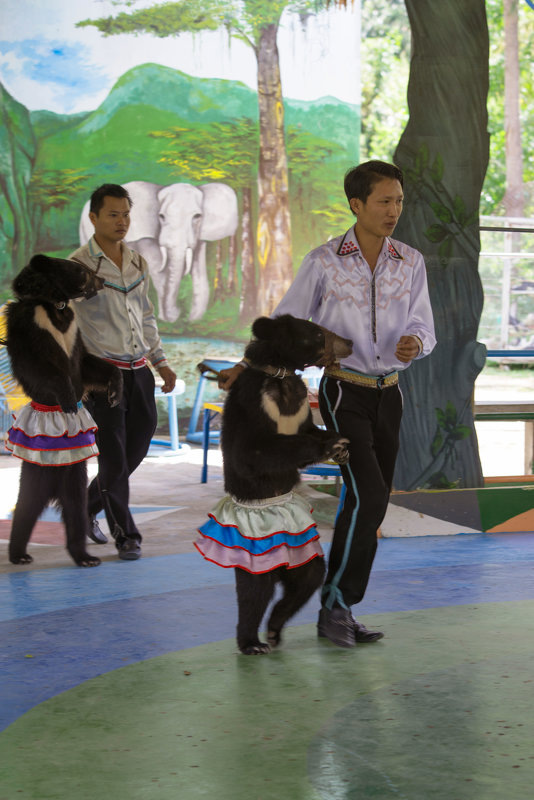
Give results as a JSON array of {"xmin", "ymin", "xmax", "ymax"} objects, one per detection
[
  {"xmin": 157, "ymin": 365, "xmax": 177, "ymax": 393},
  {"xmin": 218, "ymin": 363, "xmax": 246, "ymax": 391},
  {"xmin": 395, "ymin": 335, "xmax": 421, "ymax": 364}
]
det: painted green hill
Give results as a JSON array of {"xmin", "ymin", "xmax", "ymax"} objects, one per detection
[
  {"xmin": 35, "ymin": 62, "xmax": 359, "ymax": 254},
  {"xmin": 285, "ymin": 95, "xmax": 360, "ymax": 154},
  {"xmin": 77, "ymin": 63, "xmax": 259, "ymax": 135},
  {"xmin": 31, "ymin": 109, "xmax": 91, "ymax": 140},
  {"xmin": 37, "ymin": 62, "xmax": 358, "ymax": 176}
]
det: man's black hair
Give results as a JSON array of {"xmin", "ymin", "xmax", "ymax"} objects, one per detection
[
  {"xmin": 89, "ymin": 184, "xmax": 133, "ymax": 215},
  {"xmin": 344, "ymin": 161, "xmax": 404, "ymax": 213}
]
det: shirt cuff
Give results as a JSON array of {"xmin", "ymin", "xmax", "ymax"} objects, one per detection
[{"xmin": 412, "ymin": 335, "xmax": 424, "ymax": 355}]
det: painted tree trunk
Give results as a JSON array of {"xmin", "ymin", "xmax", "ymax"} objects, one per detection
[
  {"xmin": 393, "ymin": 0, "xmax": 490, "ymax": 490},
  {"xmin": 240, "ymin": 185, "xmax": 258, "ymax": 323},
  {"xmin": 255, "ymin": 23, "xmax": 293, "ymax": 316},
  {"xmin": 214, "ymin": 241, "xmax": 224, "ymax": 301},
  {"xmin": 227, "ymin": 233, "xmax": 237, "ymax": 295}
]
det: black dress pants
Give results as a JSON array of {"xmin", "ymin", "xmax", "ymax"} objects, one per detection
[
  {"xmin": 318, "ymin": 377, "xmax": 403, "ymax": 609},
  {"xmin": 85, "ymin": 366, "xmax": 157, "ymax": 544}
]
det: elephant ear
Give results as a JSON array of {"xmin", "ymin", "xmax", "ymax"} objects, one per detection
[
  {"xmin": 124, "ymin": 181, "xmax": 162, "ymax": 241},
  {"xmin": 199, "ymin": 183, "xmax": 238, "ymax": 241},
  {"xmin": 79, "ymin": 200, "xmax": 92, "ymax": 245}
]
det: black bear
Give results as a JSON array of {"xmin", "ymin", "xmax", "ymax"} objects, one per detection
[
  {"xmin": 196, "ymin": 314, "xmax": 352, "ymax": 654},
  {"xmin": 3, "ymin": 254, "xmax": 123, "ymax": 567}
]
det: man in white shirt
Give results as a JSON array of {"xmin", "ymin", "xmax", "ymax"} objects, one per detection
[
  {"xmin": 71, "ymin": 184, "xmax": 176, "ymax": 560},
  {"xmin": 220, "ymin": 161, "xmax": 436, "ymax": 646}
]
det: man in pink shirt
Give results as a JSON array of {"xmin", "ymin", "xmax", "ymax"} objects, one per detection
[{"xmin": 220, "ymin": 161, "xmax": 436, "ymax": 647}]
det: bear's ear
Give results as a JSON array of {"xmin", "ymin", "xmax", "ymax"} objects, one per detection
[
  {"xmin": 12, "ymin": 256, "xmax": 52, "ymax": 298},
  {"xmin": 28, "ymin": 253, "xmax": 53, "ymax": 273},
  {"xmin": 251, "ymin": 316, "xmax": 276, "ymax": 340}
]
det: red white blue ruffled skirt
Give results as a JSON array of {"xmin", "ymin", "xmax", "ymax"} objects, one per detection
[
  {"xmin": 195, "ymin": 491, "xmax": 323, "ymax": 574},
  {"xmin": 5, "ymin": 401, "xmax": 99, "ymax": 466}
]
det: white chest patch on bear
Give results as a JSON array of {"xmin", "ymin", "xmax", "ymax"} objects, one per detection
[
  {"xmin": 34, "ymin": 305, "xmax": 77, "ymax": 358},
  {"xmin": 261, "ymin": 393, "xmax": 310, "ymax": 435}
]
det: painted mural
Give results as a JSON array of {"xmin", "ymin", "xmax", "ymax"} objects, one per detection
[{"xmin": 0, "ymin": 0, "xmax": 361, "ymax": 343}]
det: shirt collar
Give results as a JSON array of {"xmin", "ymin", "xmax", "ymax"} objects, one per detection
[
  {"xmin": 88, "ymin": 236, "xmax": 134, "ymax": 268},
  {"xmin": 87, "ymin": 236, "xmax": 105, "ymax": 259},
  {"xmin": 336, "ymin": 226, "xmax": 404, "ymax": 261}
]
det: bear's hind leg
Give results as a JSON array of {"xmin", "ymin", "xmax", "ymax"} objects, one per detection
[
  {"xmin": 9, "ymin": 462, "xmax": 54, "ymax": 565},
  {"xmin": 235, "ymin": 568, "xmax": 276, "ymax": 655},
  {"xmin": 267, "ymin": 557, "xmax": 325, "ymax": 647},
  {"xmin": 57, "ymin": 463, "xmax": 100, "ymax": 567}
]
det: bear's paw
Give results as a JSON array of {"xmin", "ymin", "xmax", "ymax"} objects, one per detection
[
  {"xmin": 75, "ymin": 554, "xmax": 102, "ymax": 568},
  {"xmin": 327, "ymin": 437, "xmax": 351, "ymax": 466},
  {"xmin": 239, "ymin": 641, "xmax": 271, "ymax": 656},
  {"xmin": 9, "ymin": 553, "xmax": 34, "ymax": 565}
]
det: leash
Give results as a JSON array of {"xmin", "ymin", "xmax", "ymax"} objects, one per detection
[{"xmin": 197, "ymin": 361, "xmax": 297, "ymax": 381}]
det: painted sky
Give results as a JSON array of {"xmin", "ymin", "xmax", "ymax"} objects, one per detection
[{"xmin": 0, "ymin": 0, "xmax": 360, "ymax": 115}]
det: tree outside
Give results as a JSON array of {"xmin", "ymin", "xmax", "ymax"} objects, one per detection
[{"xmin": 359, "ymin": 0, "xmax": 534, "ymax": 218}]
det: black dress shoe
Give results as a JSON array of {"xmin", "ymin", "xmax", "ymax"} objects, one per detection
[
  {"xmin": 317, "ymin": 607, "xmax": 356, "ymax": 648},
  {"xmin": 88, "ymin": 516, "xmax": 108, "ymax": 544},
  {"xmin": 117, "ymin": 538, "xmax": 141, "ymax": 561},
  {"xmin": 354, "ymin": 621, "xmax": 384, "ymax": 643}
]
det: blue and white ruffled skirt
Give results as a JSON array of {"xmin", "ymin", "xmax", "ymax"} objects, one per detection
[{"xmin": 196, "ymin": 490, "xmax": 323, "ymax": 574}]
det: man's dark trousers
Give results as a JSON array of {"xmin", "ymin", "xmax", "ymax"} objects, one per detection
[
  {"xmin": 319, "ymin": 378, "xmax": 403, "ymax": 610},
  {"xmin": 86, "ymin": 366, "xmax": 157, "ymax": 544}
]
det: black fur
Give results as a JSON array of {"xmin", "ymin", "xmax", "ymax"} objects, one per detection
[
  {"xmin": 222, "ymin": 314, "xmax": 352, "ymax": 654},
  {"xmin": 5, "ymin": 254, "xmax": 123, "ymax": 568}
]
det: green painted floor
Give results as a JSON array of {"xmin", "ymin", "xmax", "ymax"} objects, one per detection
[{"xmin": 2, "ymin": 602, "xmax": 533, "ymax": 800}]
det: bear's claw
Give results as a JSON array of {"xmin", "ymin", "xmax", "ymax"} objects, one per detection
[
  {"xmin": 9, "ymin": 553, "xmax": 34, "ymax": 565},
  {"xmin": 328, "ymin": 437, "xmax": 350, "ymax": 465},
  {"xmin": 240, "ymin": 642, "xmax": 271, "ymax": 655},
  {"xmin": 76, "ymin": 555, "xmax": 102, "ymax": 568}
]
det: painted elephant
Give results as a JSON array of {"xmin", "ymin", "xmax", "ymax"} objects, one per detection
[{"xmin": 79, "ymin": 181, "xmax": 238, "ymax": 322}]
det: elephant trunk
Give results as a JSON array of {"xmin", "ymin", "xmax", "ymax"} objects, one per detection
[
  {"xmin": 158, "ymin": 249, "xmax": 189, "ymax": 323},
  {"xmin": 189, "ymin": 241, "xmax": 210, "ymax": 322},
  {"xmin": 184, "ymin": 246, "xmax": 193, "ymax": 276}
]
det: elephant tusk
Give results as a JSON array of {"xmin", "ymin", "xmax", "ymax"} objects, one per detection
[
  {"xmin": 153, "ymin": 246, "xmax": 167, "ymax": 273},
  {"xmin": 184, "ymin": 247, "xmax": 193, "ymax": 276}
]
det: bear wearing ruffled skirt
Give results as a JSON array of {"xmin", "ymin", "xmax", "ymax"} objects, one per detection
[{"xmin": 196, "ymin": 314, "xmax": 351, "ymax": 654}]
